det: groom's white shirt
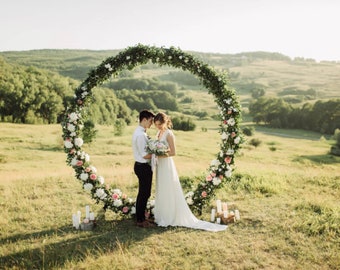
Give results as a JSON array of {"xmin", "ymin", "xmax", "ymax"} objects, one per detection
[{"xmin": 132, "ymin": 125, "xmax": 149, "ymax": 163}]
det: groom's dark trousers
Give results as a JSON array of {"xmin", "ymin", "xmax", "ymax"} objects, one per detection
[{"xmin": 134, "ymin": 162, "xmax": 153, "ymax": 222}]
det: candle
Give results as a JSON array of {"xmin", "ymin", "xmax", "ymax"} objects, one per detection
[
  {"xmin": 73, "ymin": 213, "xmax": 79, "ymax": 229},
  {"xmin": 72, "ymin": 214, "xmax": 76, "ymax": 227},
  {"xmin": 235, "ymin": 210, "xmax": 240, "ymax": 220},
  {"xmin": 216, "ymin": 200, "xmax": 222, "ymax": 213},
  {"xmin": 210, "ymin": 208, "xmax": 216, "ymax": 222},
  {"xmin": 77, "ymin": 210, "xmax": 81, "ymax": 224},
  {"xmin": 222, "ymin": 202, "xmax": 228, "ymax": 212},
  {"xmin": 85, "ymin": 205, "xmax": 90, "ymax": 219},
  {"xmin": 89, "ymin": 212, "xmax": 95, "ymax": 221},
  {"xmin": 216, "ymin": 217, "xmax": 221, "ymax": 224}
]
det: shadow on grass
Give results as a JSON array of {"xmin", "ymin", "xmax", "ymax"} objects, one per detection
[
  {"xmin": 0, "ymin": 218, "xmax": 168, "ymax": 269},
  {"xmin": 293, "ymin": 154, "xmax": 340, "ymax": 164}
]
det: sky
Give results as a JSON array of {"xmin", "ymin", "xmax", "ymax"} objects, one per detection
[{"xmin": 1, "ymin": 0, "xmax": 340, "ymax": 61}]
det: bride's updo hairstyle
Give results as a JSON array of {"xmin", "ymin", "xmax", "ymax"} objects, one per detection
[{"xmin": 154, "ymin": 112, "xmax": 173, "ymax": 129}]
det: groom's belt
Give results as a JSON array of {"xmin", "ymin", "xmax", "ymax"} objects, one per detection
[{"xmin": 135, "ymin": 161, "xmax": 149, "ymax": 165}]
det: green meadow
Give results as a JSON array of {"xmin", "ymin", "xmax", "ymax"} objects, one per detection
[{"xmin": 0, "ymin": 122, "xmax": 339, "ymax": 269}]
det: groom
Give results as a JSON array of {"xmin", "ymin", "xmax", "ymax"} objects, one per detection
[{"xmin": 132, "ymin": 110, "xmax": 155, "ymax": 228}]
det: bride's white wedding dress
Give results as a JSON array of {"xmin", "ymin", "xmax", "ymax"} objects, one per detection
[{"xmin": 154, "ymin": 129, "xmax": 227, "ymax": 232}]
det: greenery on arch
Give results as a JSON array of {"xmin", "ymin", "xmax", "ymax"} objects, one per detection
[{"xmin": 61, "ymin": 44, "xmax": 242, "ymax": 216}]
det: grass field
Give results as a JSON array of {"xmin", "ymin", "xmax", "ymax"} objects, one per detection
[{"xmin": 0, "ymin": 122, "xmax": 339, "ymax": 269}]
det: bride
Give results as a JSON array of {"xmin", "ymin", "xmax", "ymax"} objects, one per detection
[{"xmin": 153, "ymin": 112, "xmax": 227, "ymax": 232}]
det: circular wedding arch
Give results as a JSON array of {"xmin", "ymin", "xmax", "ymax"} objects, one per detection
[{"xmin": 61, "ymin": 44, "xmax": 242, "ymax": 216}]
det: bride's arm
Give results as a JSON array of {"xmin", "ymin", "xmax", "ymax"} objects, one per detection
[{"xmin": 166, "ymin": 132, "xmax": 176, "ymax": 157}]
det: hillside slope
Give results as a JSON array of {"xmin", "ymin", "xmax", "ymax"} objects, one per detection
[{"xmin": 1, "ymin": 49, "xmax": 339, "ymax": 98}]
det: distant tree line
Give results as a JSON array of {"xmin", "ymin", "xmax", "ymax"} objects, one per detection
[
  {"xmin": 114, "ymin": 89, "xmax": 179, "ymax": 112},
  {"xmin": 106, "ymin": 77, "xmax": 178, "ymax": 95},
  {"xmin": 249, "ymin": 97, "xmax": 340, "ymax": 134},
  {"xmin": 0, "ymin": 58, "xmax": 132, "ymax": 125},
  {"xmin": 158, "ymin": 71, "xmax": 200, "ymax": 87},
  {"xmin": 0, "ymin": 58, "xmax": 195, "ymax": 131}
]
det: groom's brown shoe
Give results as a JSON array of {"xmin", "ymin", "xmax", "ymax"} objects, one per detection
[{"xmin": 136, "ymin": 220, "xmax": 156, "ymax": 228}]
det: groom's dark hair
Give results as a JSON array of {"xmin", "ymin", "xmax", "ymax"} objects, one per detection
[{"xmin": 139, "ymin": 110, "xmax": 155, "ymax": 122}]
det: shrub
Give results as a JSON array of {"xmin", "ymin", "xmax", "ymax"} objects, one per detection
[
  {"xmin": 113, "ymin": 118, "xmax": 126, "ymax": 136},
  {"xmin": 193, "ymin": 111, "xmax": 208, "ymax": 119},
  {"xmin": 180, "ymin": 97, "xmax": 193, "ymax": 103},
  {"xmin": 179, "ymin": 176, "xmax": 195, "ymax": 190},
  {"xmin": 330, "ymin": 129, "xmax": 340, "ymax": 156},
  {"xmin": 249, "ymin": 138, "xmax": 262, "ymax": 147},
  {"xmin": 172, "ymin": 116, "xmax": 196, "ymax": 131},
  {"xmin": 334, "ymin": 129, "xmax": 340, "ymax": 146},
  {"xmin": 82, "ymin": 120, "xmax": 98, "ymax": 143},
  {"xmin": 242, "ymin": 126, "xmax": 254, "ymax": 136}
]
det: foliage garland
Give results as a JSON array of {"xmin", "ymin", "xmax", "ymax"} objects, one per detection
[{"xmin": 61, "ymin": 44, "xmax": 242, "ymax": 216}]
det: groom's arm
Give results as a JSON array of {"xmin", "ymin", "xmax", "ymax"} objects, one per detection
[{"xmin": 136, "ymin": 135, "xmax": 152, "ymax": 160}]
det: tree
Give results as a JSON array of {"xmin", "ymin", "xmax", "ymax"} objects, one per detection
[
  {"xmin": 172, "ymin": 116, "xmax": 196, "ymax": 131},
  {"xmin": 330, "ymin": 129, "xmax": 340, "ymax": 156},
  {"xmin": 251, "ymin": 88, "xmax": 265, "ymax": 99}
]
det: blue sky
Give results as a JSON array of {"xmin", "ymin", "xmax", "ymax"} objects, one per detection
[{"xmin": 1, "ymin": 0, "xmax": 339, "ymax": 61}]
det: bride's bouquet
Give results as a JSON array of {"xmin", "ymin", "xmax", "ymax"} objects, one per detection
[{"xmin": 146, "ymin": 139, "xmax": 168, "ymax": 156}]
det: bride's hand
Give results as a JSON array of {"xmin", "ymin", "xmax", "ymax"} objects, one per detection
[{"xmin": 160, "ymin": 152, "xmax": 169, "ymax": 158}]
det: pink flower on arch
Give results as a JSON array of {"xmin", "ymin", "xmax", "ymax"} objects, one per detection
[
  {"xmin": 224, "ymin": 156, "xmax": 232, "ymax": 164},
  {"xmin": 112, "ymin": 193, "xmax": 119, "ymax": 200},
  {"xmin": 122, "ymin": 206, "xmax": 129, "ymax": 213},
  {"xmin": 85, "ymin": 167, "xmax": 91, "ymax": 173},
  {"xmin": 76, "ymin": 160, "xmax": 83, "ymax": 166},
  {"xmin": 206, "ymin": 175, "xmax": 213, "ymax": 181},
  {"xmin": 90, "ymin": 173, "xmax": 97, "ymax": 180},
  {"xmin": 201, "ymin": 191, "xmax": 207, "ymax": 198},
  {"xmin": 122, "ymin": 194, "xmax": 127, "ymax": 199},
  {"xmin": 231, "ymin": 132, "xmax": 236, "ymax": 138}
]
